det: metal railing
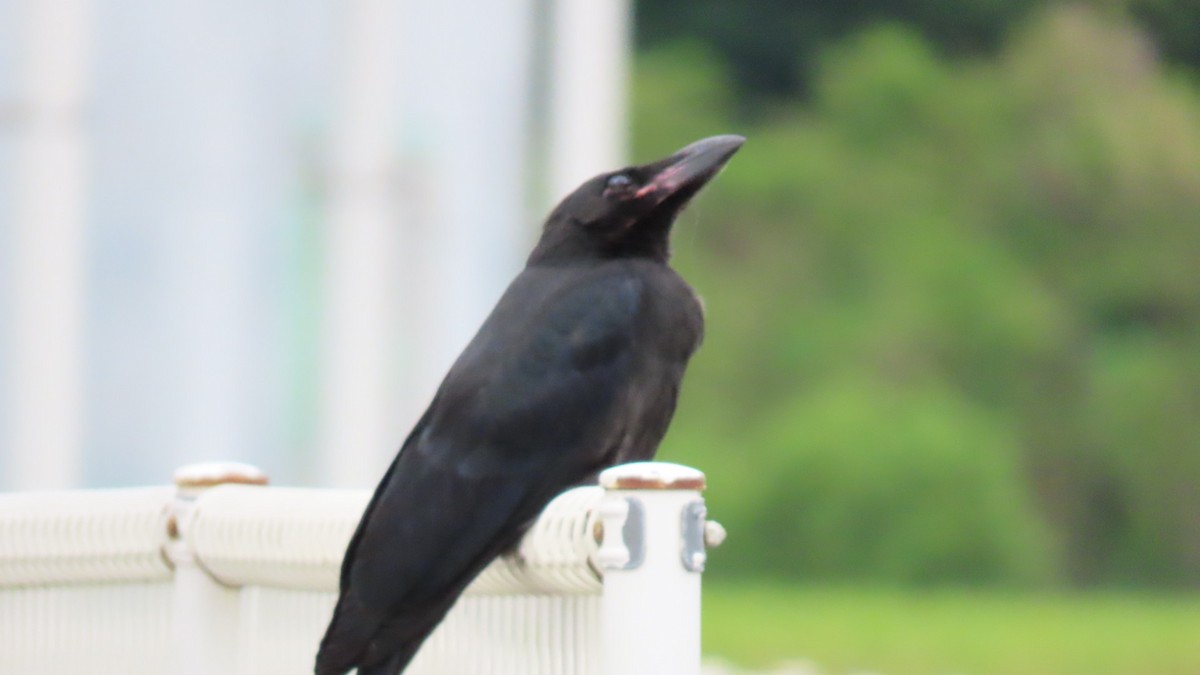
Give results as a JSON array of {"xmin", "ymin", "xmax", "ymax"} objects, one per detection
[{"xmin": 0, "ymin": 461, "xmax": 722, "ymax": 675}]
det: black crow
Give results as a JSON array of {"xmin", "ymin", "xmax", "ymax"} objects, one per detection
[{"xmin": 315, "ymin": 135, "xmax": 744, "ymax": 675}]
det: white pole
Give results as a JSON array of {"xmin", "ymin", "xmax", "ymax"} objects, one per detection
[
  {"xmin": 167, "ymin": 462, "xmax": 268, "ymax": 675},
  {"xmin": 317, "ymin": 0, "xmax": 407, "ymax": 487},
  {"xmin": 5, "ymin": 0, "xmax": 91, "ymax": 489},
  {"xmin": 547, "ymin": 0, "xmax": 631, "ymax": 199},
  {"xmin": 401, "ymin": 0, "xmax": 537, "ymax": 422},
  {"xmin": 597, "ymin": 462, "xmax": 708, "ymax": 675}
]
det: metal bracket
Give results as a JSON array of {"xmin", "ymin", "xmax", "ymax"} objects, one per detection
[
  {"xmin": 681, "ymin": 500, "xmax": 707, "ymax": 572},
  {"xmin": 595, "ymin": 496, "xmax": 645, "ymax": 570}
]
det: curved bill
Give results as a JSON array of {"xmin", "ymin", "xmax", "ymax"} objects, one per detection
[{"xmin": 635, "ymin": 134, "xmax": 746, "ymax": 203}]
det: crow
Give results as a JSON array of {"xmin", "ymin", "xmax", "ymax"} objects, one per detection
[{"xmin": 315, "ymin": 135, "xmax": 744, "ymax": 675}]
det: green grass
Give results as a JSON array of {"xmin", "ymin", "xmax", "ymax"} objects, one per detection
[{"xmin": 702, "ymin": 582, "xmax": 1200, "ymax": 675}]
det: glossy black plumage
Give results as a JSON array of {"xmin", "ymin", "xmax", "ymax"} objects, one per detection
[{"xmin": 315, "ymin": 135, "xmax": 743, "ymax": 675}]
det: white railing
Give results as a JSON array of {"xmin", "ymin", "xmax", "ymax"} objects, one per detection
[{"xmin": 0, "ymin": 461, "xmax": 723, "ymax": 675}]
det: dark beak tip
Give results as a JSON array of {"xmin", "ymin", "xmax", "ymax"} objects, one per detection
[
  {"xmin": 713, "ymin": 133, "xmax": 747, "ymax": 148},
  {"xmin": 674, "ymin": 133, "xmax": 746, "ymax": 180},
  {"xmin": 682, "ymin": 134, "xmax": 746, "ymax": 158}
]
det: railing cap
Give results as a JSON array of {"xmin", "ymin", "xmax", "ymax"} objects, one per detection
[
  {"xmin": 173, "ymin": 462, "xmax": 268, "ymax": 489},
  {"xmin": 599, "ymin": 461, "xmax": 706, "ymax": 491}
]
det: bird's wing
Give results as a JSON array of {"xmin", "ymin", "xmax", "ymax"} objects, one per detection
[{"xmin": 318, "ymin": 271, "xmax": 646, "ymax": 672}]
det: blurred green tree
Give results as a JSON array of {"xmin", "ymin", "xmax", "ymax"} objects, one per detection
[
  {"xmin": 635, "ymin": 0, "xmax": 1200, "ymax": 103},
  {"xmin": 639, "ymin": 5, "xmax": 1200, "ymax": 587}
]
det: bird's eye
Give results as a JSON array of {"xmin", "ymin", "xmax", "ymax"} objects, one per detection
[{"xmin": 606, "ymin": 174, "xmax": 633, "ymax": 190}]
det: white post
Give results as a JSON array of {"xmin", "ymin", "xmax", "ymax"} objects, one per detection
[
  {"xmin": 318, "ymin": 0, "xmax": 408, "ymax": 487},
  {"xmin": 547, "ymin": 0, "xmax": 632, "ymax": 199},
  {"xmin": 399, "ymin": 0, "xmax": 537, "ymax": 431},
  {"xmin": 597, "ymin": 462, "xmax": 709, "ymax": 675},
  {"xmin": 5, "ymin": 0, "xmax": 91, "ymax": 489},
  {"xmin": 166, "ymin": 462, "xmax": 268, "ymax": 675}
]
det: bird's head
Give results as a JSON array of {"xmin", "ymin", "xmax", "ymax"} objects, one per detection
[{"xmin": 529, "ymin": 134, "xmax": 745, "ymax": 265}]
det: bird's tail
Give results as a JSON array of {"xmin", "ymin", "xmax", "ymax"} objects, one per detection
[
  {"xmin": 353, "ymin": 652, "xmax": 403, "ymax": 675},
  {"xmin": 351, "ymin": 640, "xmax": 424, "ymax": 675},
  {"xmin": 315, "ymin": 591, "xmax": 451, "ymax": 675},
  {"xmin": 314, "ymin": 592, "xmax": 382, "ymax": 675}
]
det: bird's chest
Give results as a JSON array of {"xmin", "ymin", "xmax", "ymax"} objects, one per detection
[{"xmin": 642, "ymin": 275, "xmax": 705, "ymax": 363}]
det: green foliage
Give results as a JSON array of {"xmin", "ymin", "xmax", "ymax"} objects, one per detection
[
  {"xmin": 635, "ymin": 0, "xmax": 1200, "ymax": 101},
  {"xmin": 635, "ymin": 0, "xmax": 1037, "ymax": 100},
  {"xmin": 640, "ymin": 6, "xmax": 1200, "ymax": 587},
  {"xmin": 732, "ymin": 377, "xmax": 1053, "ymax": 585}
]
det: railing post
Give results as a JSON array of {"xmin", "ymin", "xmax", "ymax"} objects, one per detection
[
  {"xmin": 165, "ymin": 462, "xmax": 267, "ymax": 675},
  {"xmin": 596, "ymin": 462, "xmax": 712, "ymax": 675}
]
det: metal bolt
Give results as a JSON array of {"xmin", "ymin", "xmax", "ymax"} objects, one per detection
[{"xmin": 704, "ymin": 520, "xmax": 726, "ymax": 548}]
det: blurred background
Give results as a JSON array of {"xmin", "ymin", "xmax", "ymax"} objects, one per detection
[{"xmin": 2, "ymin": 1, "xmax": 1199, "ymax": 673}]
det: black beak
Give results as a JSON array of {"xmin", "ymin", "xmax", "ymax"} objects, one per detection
[{"xmin": 636, "ymin": 135, "xmax": 745, "ymax": 204}]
